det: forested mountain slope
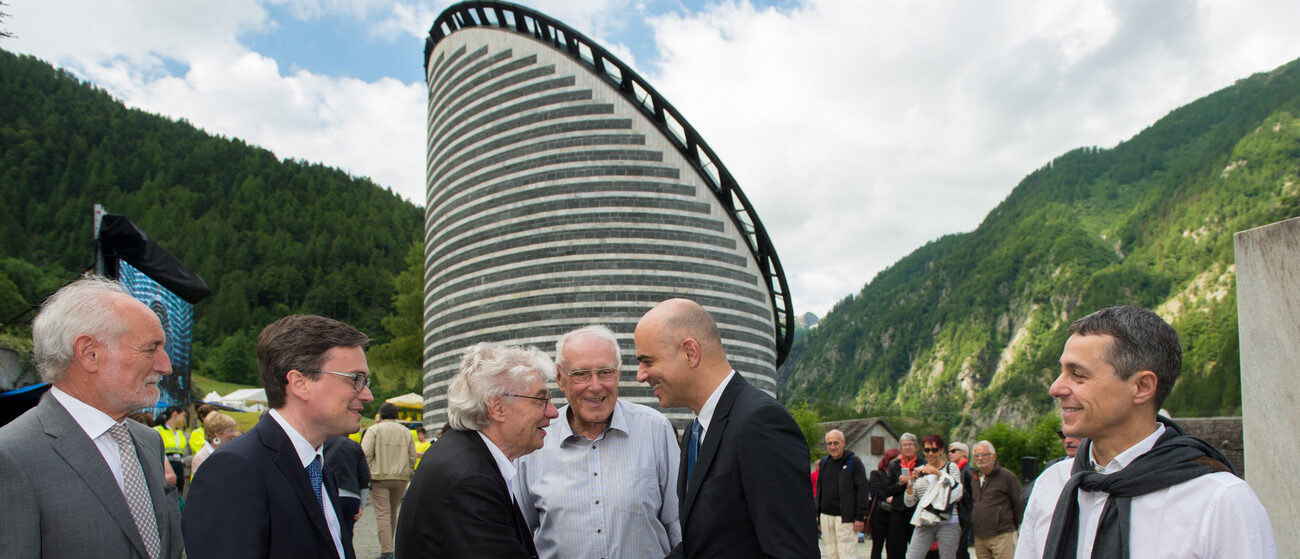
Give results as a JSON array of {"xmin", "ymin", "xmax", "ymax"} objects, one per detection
[
  {"xmin": 0, "ymin": 49, "xmax": 423, "ymax": 386},
  {"xmin": 780, "ymin": 57, "xmax": 1300, "ymax": 430}
]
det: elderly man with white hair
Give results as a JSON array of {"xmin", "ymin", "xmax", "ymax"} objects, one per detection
[
  {"xmin": 515, "ymin": 324, "xmax": 681, "ymax": 559},
  {"xmin": 969, "ymin": 441, "xmax": 1021, "ymax": 559},
  {"xmin": 395, "ymin": 342, "xmax": 559, "ymax": 559},
  {"xmin": 0, "ymin": 276, "xmax": 183, "ymax": 558}
]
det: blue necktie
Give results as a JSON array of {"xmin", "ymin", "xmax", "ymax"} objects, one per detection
[
  {"xmin": 307, "ymin": 455, "xmax": 324, "ymax": 508},
  {"xmin": 686, "ymin": 419, "xmax": 703, "ymax": 481}
]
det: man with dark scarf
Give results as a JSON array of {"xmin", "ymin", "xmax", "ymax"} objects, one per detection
[{"xmin": 1015, "ymin": 306, "xmax": 1275, "ymax": 558}]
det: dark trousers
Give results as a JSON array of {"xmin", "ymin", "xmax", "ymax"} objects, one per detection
[
  {"xmin": 339, "ymin": 496, "xmax": 361, "ymax": 557},
  {"xmin": 888, "ymin": 506, "xmax": 915, "ymax": 559},
  {"xmin": 870, "ymin": 506, "xmax": 890, "ymax": 559}
]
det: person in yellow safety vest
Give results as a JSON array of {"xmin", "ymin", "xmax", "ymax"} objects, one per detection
[
  {"xmin": 414, "ymin": 426, "xmax": 431, "ymax": 470},
  {"xmin": 189, "ymin": 403, "xmax": 219, "ymax": 454},
  {"xmin": 154, "ymin": 405, "xmax": 190, "ymax": 492}
]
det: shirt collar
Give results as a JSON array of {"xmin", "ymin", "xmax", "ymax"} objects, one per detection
[
  {"xmin": 555, "ymin": 399, "xmax": 629, "ymax": 444},
  {"xmin": 49, "ymin": 385, "xmax": 119, "ymax": 440},
  {"xmin": 697, "ymin": 369, "xmax": 736, "ymax": 432},
  {"xmin": 269, "ymin": 408, "xmax": 322, "ymax": 468},
  {"xmin": 477, "ymin": 431, "xmax": 517, "ymax": 486},
  {"xmin": 1090, "ymin": 422, "xmax": 1165, "ymax": 473}
]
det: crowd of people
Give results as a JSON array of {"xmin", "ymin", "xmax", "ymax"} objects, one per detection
[{"xmin": 0, "ymin": 276, "xmax": 1279, "ymax": 558}]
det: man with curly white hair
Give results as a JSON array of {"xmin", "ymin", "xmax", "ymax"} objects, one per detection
[{"xmin": 396, "ymin": 342, "xmax": 559, "ymax": 559}]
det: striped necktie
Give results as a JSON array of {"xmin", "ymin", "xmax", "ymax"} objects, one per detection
[{"xmin": 107, "ymin": 423, "xmax": 162, "ymax": 559}]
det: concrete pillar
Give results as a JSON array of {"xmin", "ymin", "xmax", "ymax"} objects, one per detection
[{"xmin": 1235, "ymin": 216, "xmax": 1300, "ymax": 557}]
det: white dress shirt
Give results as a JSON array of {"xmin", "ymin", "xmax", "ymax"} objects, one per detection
[
  {"xmin": 48, "ymin": 386, "xmax": 171, "ymax": 495},
  {"xmin": 268, "ymin": 409, "xmax": 345, "ymax": 559},
  {"xmin": 478, "ymin": 431, "xmax": 517, "ymax": 502},
  {"xmin": 696, "ymin": 369, "xmax": 736, "ymax": 444},
  {"xmin": 1015, "ymin": 423, "xmax": 1277, "ymax": 559},
  {"xmin": 515, "ymin": 400, "xmax": 682, "ymax": 559}
]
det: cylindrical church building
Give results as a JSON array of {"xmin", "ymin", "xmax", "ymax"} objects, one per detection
[{"xmin": 421, "ymin": 2, "xmax": 793, "ymax": 428}]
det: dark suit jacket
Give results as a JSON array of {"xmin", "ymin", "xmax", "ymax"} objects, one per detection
[
  {"xmin": 671, "ymin": 373, "xmax": 818, "ymax": 558},
  {"xmin": 395, "ymin": 428, "xmax": 538, "ymax": 559},
  {"xmin": 183, "ymin": 412, "xmax": 352, "ymax": 559},
  {"xmin": 0, "ymin": 393, "xmax": 183, "ymax": 558}
]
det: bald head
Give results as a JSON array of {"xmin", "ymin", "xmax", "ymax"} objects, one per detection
[
  {"xmin": 825, "ymin": 429, "xmax": 846, "ymax": 460},
  {"xmin": 639, "ymin": 298, "xmax": 724, "ymax": 357},
  {"xmin": 634, "ymin": 298, "xmax": 733, "ymax": 413}
]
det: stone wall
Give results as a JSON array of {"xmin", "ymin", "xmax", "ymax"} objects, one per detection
[{"xmin": 1235, "ymin": 216, "xmax": 1300, "ymax": 557}]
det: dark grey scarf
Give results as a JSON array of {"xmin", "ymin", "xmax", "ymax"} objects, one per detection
[{"xmin": 1040, "ymin": 415, "xmax": 1233, "ymax": 559}]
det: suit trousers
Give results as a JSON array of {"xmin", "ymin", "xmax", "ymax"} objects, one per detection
[
  {"xmin": 371, "ymin": 479, "xmax": 408, "ymax": 553},
  {"xmin": 820, "ymin": 514, "xmax": 857, "ymax": 559},
  {"xmin": 973, "ymin": 530, "xmax": 1016, "ymax": 559}
]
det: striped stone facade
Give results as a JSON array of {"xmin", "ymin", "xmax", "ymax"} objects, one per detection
[{"xmin": 422, "ymin": 9, "xmax": 789, "ymax": 429}]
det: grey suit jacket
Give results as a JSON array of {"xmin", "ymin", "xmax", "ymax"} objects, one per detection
[{"xmin": 0, "ymin": 392, "xmax": 183, "ymax": 558}]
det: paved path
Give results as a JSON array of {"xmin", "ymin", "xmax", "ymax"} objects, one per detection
[
  {"xmin": 351, "ymin": 499, "xmax": 384, "ymax": 559},
  {"xmin": 351, "ymin": 505, "xmax": 969, "ymax": 559}
]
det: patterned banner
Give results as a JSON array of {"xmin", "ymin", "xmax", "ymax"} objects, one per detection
[{"xmin": 118, "ymin": 260, "xmax": 193, "ymax": 417}]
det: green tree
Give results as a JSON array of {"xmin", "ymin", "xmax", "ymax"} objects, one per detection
[
  {"xmin": 789, "ymin": 403, "xmax": 825, "ymax": 461},
  {"xmin": 366, "ymin": 241, "xmax": 426, "ymax": 414},
  {"xmin": 978, "ymin": 414, "xmax": 1064, "ymax": 477}
]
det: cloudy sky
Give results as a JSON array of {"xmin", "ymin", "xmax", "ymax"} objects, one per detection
[{"xmin": 6, "ymin": 0, "xmax": 1300, "ymax": 317}]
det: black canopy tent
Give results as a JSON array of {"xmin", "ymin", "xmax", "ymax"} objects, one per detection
[{"xmin": 96, "ymin": 213, "xmax": 213, "ymax": 304}]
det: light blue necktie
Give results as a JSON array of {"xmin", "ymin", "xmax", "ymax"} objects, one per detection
[
  {"xmin": 686, "ymin": 419, "xmax": 703, "ymax": 481},
  {"xmin": 307, "ymin": 454, "xmax": 324, "ymax": 508}
]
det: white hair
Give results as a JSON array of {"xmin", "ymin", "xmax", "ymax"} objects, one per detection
[
  {"xmin": 446, "ymin": 342, "xmax": 555, "ymax": 431},
  {"xmin": 900, "ymin": 432, "xmax": 918, "ymax": 444},
  {"xmin": 32, "ymin": 276, "xmax": 132, "ymax": 383},
  {"xmin": 975, "ymin": 440, "xmax": 996, "ymax": 456},
  {"xmin": 554, "ymin": 324, "xmax": 620, "ymax": 369}
]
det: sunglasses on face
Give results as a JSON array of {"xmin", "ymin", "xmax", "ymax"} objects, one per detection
[{"xmin": 923, "ymin": 447, "xmax": 942, "ymax": 453}]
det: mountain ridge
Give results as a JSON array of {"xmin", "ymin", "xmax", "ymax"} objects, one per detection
[{"xmin": 779, "ymin": 57, "xmax": 1300, "ymax": 431}]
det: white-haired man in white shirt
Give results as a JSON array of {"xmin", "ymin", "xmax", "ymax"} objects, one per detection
[{"xmin": 516, "ymin": 324, "xmax": 681, "ymax": 559}]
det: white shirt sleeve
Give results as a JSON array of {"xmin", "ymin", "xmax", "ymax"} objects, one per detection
[{"xmin": 1199, "ymin": 476, "xmax": 1277, "ymax": 559}]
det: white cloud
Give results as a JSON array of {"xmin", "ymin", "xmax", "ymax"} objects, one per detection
[
  {"xmin": 7, "ymin": 0, "xmax": 425, "ymax": 204},
  {"xmin": 644, "ymin": 0, "xmax": 1300, "ymax": 316},
  {"xmin": 6, "ymin": 0, "xmax": 1300, "ymax": 319}
]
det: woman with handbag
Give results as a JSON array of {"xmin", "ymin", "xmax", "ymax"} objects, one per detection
[
  {"xmin": 868, "ymin": 448, "xmax": 899, "ymax": 559},
  {"xmin": 903, "ymin": 434, "xmax": 964, "ymax": 559}
]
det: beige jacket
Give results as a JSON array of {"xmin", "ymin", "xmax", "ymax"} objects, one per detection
[{"xmin": 362, "ymin": 420, "xmax": 417, "ymax": 481}]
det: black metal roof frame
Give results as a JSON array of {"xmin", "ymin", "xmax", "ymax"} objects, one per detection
[{"xmin": 424, "ymin": 1, "xmax": 795, "ymax": 365}]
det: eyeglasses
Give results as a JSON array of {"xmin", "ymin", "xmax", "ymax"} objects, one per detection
[
  {"xmin": 560, "ymin": 366, "xmax": 620, "ymax": 384},
  {"xmin": 318, "ymin": 370, "xmax": 371, "ymax": 392},
  {"xmin": 923, "ymin": 447, "xmax": 943, "ymax": 453},
  {"xmin": 973, "ymin": 453, "xmax": 993, "ymax": 458},
  {"xmin": 507, "ymin": 392, "xmax": 553, "ymax": 407}
]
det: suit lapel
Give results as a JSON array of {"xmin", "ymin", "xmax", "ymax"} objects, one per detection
[
  {"xmin": 259, "ymin": 414, "xmax": 337, "ymax": 557},
  {"xmin": 38, "ymin": 395, "xmax": 152, "ymax": 558},
  {"xmin": 465, "ymin": 431, "xmax": 538, "ymax": 558},
  {"xmin": 680, "ymin": 373, "xmax": 746, "ymax": 525}
]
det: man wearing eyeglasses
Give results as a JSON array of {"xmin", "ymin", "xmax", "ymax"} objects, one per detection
[
  {"xmin": 184, "ymin": 314, "xmax": 374, "ymax": 559},
  {"xmin": 515, "ymin": 325, "xmax": 682, "ymax": 559},
  {"xmin": 970, "ymin": 441, "xmax": 1020, "ymax": 559},
  {"xmin": 363, "ymin": 402, "xmax": 417, "ymax": 559}
]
